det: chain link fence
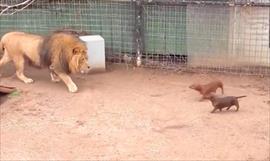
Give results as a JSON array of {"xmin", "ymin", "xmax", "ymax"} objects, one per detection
[{"xmin": 0, "ymin": 0, "xmax": 269, "ymax": 75}]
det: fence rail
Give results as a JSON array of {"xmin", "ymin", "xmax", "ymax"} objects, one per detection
[{"xmin": 0, "ymin": 0, "xmax": 269, "ymax": 75}]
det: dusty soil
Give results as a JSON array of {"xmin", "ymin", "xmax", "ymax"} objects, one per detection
[{"xmin": 0, "ymin": 64, "xmax": 269, "ymax": 160}]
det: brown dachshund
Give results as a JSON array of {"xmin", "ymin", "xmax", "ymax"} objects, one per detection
[
  {"xmin": 189, "ymin": 80, "xmax": 224, "ymax": 99},
  {"xmin": 207, "ymin": 94, "xmax": 246, "ymax": 113}
]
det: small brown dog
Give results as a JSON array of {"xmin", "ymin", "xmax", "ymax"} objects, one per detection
[
  {"xmin": 207, "ymin": 94, "xmax": 246, "ymax": 113},
  {"xmin": 189, "ymin": 80, "xmax": 224, "ymax": 100}
]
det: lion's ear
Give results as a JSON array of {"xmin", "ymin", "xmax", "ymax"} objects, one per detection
[{"xmin": 72, "ymin": 47, "xmax": 80, "ymax": 55}]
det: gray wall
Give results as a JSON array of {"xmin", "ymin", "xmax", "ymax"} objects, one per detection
[
  {"xmin": 187, "ymin": 5, "xmax": 269, "ymax": 67},
  {"xmin": 187, "ymin": 5, "xmax": 231, "ymax": 67},
  {"xmin": 229, "ymin": 6, "xmax": 269, "ymax": 67}
]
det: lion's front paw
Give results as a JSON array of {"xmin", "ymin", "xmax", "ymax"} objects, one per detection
[
  {"xmin": 68, "ymin": 83, "xmax": 78, "ymax": 93},
  {"xmin": 51, "ymin": 79, "xmax": 61, "ymax": 83},
  {"xmin": 24, "ymin": 78, "xmax": 34, "ymax": 84}
]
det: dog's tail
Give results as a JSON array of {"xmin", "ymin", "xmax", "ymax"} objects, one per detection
[{"xmin": 236, "ymin": 95, "xmax": 247, "ymax": 99}]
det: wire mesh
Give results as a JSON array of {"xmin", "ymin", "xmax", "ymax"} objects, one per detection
[
  {"xmin": 0, "ymin": 0, "xmax": 269, "ymax": 75},
  {"xmin": 142, "ymin": 1, "xmax": 269, "ymax": 75}
]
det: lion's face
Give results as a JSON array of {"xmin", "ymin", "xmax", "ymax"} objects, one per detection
[{"xmin": 69, "ymin": 46, "xmax": 91, "ymax": 74}]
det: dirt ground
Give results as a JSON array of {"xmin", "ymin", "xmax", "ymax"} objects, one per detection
[{"xmin": 0, "ymin": 64, "xmax": 269, "ymax": 160}]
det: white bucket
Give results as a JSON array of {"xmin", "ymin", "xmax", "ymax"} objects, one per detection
[{"xmin": 79, "ymin": 35, "xmax": 106, "ymax": 72}]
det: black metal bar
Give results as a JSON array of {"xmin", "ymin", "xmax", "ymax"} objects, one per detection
[
  {"xmin": 15, "ymin": 0, "xmax": 270, "ymax": 7},
  {"xmin": 134, "ymin": 0, "xmax": 144, "ymax": 66},
  {"xmin": 142, "ymin": 0, "xmax": 270, "ymax": 7}
]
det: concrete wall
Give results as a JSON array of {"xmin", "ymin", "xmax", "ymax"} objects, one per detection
[
  {"xmin": 187, "ymin": 5, "xmax": 269, "ymax": 67},
  {"xmin": 229, "ymin": 6, "xmax": 269, "ymax": 67},
  {"xmin": 186, "ymin": 5, "xmax": 231, "ymax": 67}
]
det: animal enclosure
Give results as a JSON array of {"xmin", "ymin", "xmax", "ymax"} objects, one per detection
[
  {"xmin": 1, "ymin": 1, "xmax": 270, "ymax": 160},
  {"xmin": 0, "ymin": 0, "xmax": 269, "ymax": 75}
]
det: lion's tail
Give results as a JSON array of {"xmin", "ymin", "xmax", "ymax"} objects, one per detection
[
  {"xmin": 0, "ymin": 37, "xmax": 5, "ymax": 57},
  {"xmin": 0, "ymin": 40, "xmax": 3, "ymax": 57}
]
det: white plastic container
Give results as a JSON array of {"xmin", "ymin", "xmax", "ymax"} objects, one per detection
[{"xmin": 79, "ymin": 35, "xmax": 106, "ymax": 71}]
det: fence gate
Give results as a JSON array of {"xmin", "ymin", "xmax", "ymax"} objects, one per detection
[{"xmin": 0, "ymin": 0, "xmax": 269, "ymax": 75}]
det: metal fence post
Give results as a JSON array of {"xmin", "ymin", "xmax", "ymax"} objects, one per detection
[{"xmin": 134, "ymin": 0, "xmax": 144, "ymax": 67}]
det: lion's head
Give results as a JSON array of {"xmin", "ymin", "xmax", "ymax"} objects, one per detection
[
  {"xmin": 41, "ymin": 32, "xmax": 91, "ymax": 74},
  {"xmin": 69, "ymin": 45, "xmax": 91, "ymax": 74}
]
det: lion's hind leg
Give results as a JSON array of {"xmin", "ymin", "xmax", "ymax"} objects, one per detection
[
  {"xmin": 50, "ymin": 72, "xmax": 61, "ymax": 82},
  {"xmin": 0, "ymin": 51, "xmax": 11, "ymax": 68},
  {"xmin": 0, "ymin": 50, "xmax": 12, "ymax": 77},
  {"xmin": 13, "ymin": 55, "xmax": 34, "ymax": 84}
]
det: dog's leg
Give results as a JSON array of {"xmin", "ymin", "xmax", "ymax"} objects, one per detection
[
  {"xmin": 54, "ymin": 71, "xmax": 78, "ymax": 93},
  {"xmin": 235, "ymin": 101, "xmax": 240, "ymax": 111},
  {"xmin": 200, "ymin": 95, "xmax": 208, "ymax": 101},
  {"xmin": 226, "ymin": 106, "xmax": 232, "ymax": 111},
  {"xmin": 211, "ymin": 107, "xmax": 218, "ymax": 113},
  {"xmin": 13, "ymin": 56, "xmax": 34, "ymax": 84},
  {"xmin": 220, "ymin": 86, "xmax": 224, "ymax": 94},
  {"xmin": 50, "ymin": 72, "xmax": 61, "ymax": 82}
]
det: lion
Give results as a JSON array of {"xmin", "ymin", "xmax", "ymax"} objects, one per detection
[
  {"xmin": 41, "ymin": 32, "xmax": 91, "ymax": 92},
  {"xmin": 0, "ymin": 31, "xmax": 44, "ymax": 83},
  {"xmin": 0, "ymin": 31, "xmax": 91, "ymax": 93}
]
